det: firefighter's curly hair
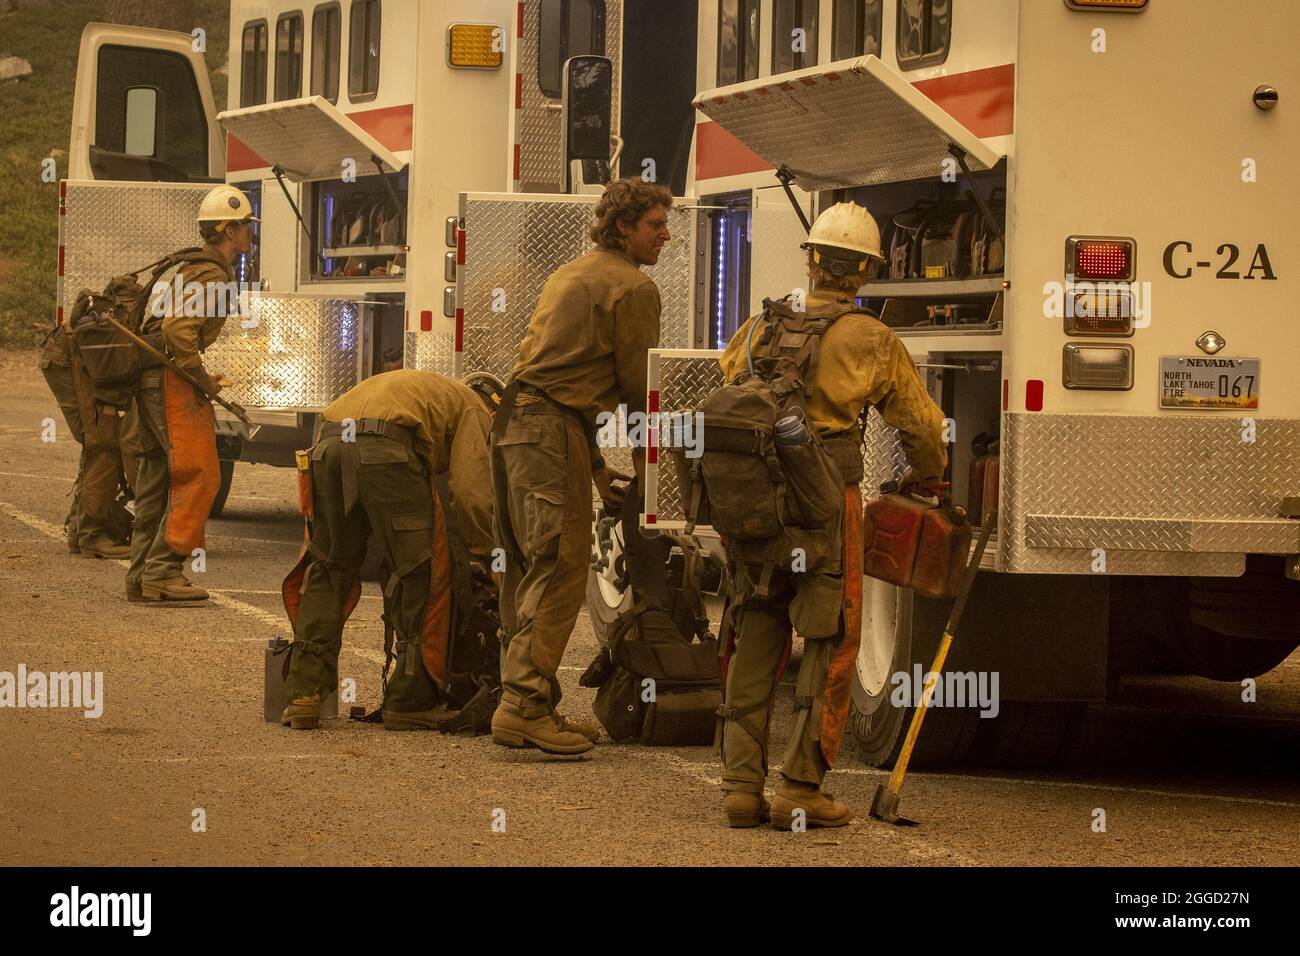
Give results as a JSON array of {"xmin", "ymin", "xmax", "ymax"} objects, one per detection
[{"xmin": 589, "ymin": 177, "xmax": 673, "ymax": 250}]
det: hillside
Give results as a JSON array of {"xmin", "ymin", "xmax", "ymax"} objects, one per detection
[{"xmin": 0, "ymin": 0, "xmax": 230, "ymax": 344}]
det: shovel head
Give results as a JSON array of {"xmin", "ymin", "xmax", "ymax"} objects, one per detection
[{"xmin": 869, "ymin": 783, "xmax": 919, "ymax": 827}]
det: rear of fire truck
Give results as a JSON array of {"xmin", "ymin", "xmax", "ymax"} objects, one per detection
[
  {"xmin": 644, "ymin": 0, "xmax": 1300, "ymax": 768},
  {"xmin": 60, "ymin": 1, "xmax": 516, "ymax": 512}
]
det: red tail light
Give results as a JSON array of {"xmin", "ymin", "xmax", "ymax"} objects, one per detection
[{"xmin": 1066, "ymin": 236, "xmax": 1135, "ymax": 281}]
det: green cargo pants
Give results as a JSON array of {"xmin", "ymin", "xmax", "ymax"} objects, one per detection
[
  {"xmin": 127, "ymin": 371, "xmax": 189, "ymax": 585},
  {"xmin": 720, "ymin": 512, "xmax": 846, "ymax": 795},
  {"xmin": 39, "ymin": 328, "xmax": 130, "ymax": 547},
  {"xmin": 492, "ymin": 403, "xmax": 592, "ymax": 718},
  {"xmin": 284, "ymin": 434, "xmax": 441, "ymax": 713}
]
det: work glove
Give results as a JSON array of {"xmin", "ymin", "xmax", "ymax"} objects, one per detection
[
  {"xmin": 592, "ymin": 464, "xmax": 632, "ymax": 509},
  {"xmin": 897, "ymin": 468, "xmax": 946, "ymax": 500}
]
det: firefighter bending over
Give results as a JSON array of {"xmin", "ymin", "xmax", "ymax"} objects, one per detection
[
  {"xmin": 714, "ymin": 202, "xmax": 948, "ymax": 828},
  {"xmin": 281, "ymin": 370, "xmax": 502, "ymax": 731}
]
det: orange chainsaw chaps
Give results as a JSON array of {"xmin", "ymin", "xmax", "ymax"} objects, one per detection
[
  {"xmin": 820, "ymin": 485, "xmax": 864, "ymax": 767},
  {"xmin": 419, "ymin": 491, "xmax": 454, "ymax": 687},
  {"xmin": 281, "ymin": 533, "xmax": 362, "ymax": 628},
  {"xmin": 161, "ymin": 368, "xmax": 220, "ymax": 554}
]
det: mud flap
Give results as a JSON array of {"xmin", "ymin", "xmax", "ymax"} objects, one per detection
[
  {"xmin": 161, "ymin": 368, "xmax": 220, "ymax": 553},
  {"xmin": 820, "ymin": 485, "xmax": 863, "ymax": 766}
]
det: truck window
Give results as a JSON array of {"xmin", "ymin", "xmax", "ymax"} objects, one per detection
[
  {"xmin": 349, "ymin": 0, "xmax": 382, "ymax": 102},
  {"xmin": 833, "ymin": 0, "xmax": 883, "ymax": 59},
  {"xmin": 897, "ymin": 0, "xmax": 951, "ymax": 69},
  {"xmin": 241, "ymin": 20, "xmax": 268, "ymax": 107},
  {"xmin": 96, "ymin": 45, "xmax": 208, "ymax": 179},
  {"xmin": 275, "ymin": 11, "xmax": 305, "ymax": 101},
  {"xmin": 716, "ymin": 0, "xmax": 760, "ymax": 86},
  {"xmin": 772, "ymin": 0, "xmax": 818, "ymax": 74},
  {"xmin": 310, "ymin": 3, "xmax": 341, "ymax": 103},
  {"xmin": 537, "ymin": 0, "xmax": 606, "ymax": 99}
]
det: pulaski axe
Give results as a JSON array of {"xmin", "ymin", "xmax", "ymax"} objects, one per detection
[
  {"xmin": 102, "ymin": 312, "xmax": 261, "ymax": 439},
  {"xmin": 869, "ymin": 511, "xmax": 997, "ymax": 827}
]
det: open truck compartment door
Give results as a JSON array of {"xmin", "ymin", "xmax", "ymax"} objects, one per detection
[
  {"xmin": 693, "ymin": 54, "xmax": 1002, "ymax": 190},
  {"xmin": 215, "ymin": 96, "xmax": 404, "ymax": 183},
  {"xmin": 58, "ymin": 181, "xmax": 361, "ymax": 429},
  {"xmin": 217, "ymin": 97, "xmax": 409, "ymax": 285},
  {"xmin": 69, "ymin": 22, "xmax": 223, "ymax": 183},
  {"xmin": 406, "ymin": 192, "xmax": 701, "ymax": 474}
]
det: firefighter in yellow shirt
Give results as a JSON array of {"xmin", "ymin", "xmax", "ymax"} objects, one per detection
[
  {"xmin": 126, "ymin": 185, "xmax": 253, "ymax": 603},
  {"xmin": 280, "ymin": 370, "xmax": 499, "ymax": 731},
  {"xmin": 716, "ymin": 202, "xmax": 948, "ymax": 829},
  {"xmin": 490, "ymin": 177, "xmax": 672, "ymax": 755}
]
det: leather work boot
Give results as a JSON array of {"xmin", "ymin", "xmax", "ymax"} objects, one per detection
[
  {"xmin": 125, "ymin": 580, "xmax": 146, "ymax": 603},
  {"xmin": 723, "ymin": 791, "xmax": 771, "ymax": 828},
  {"xmin": 141, "ymin": 575, "xmax": 209, "ymax": 602},
  {"xmin": 490, "ymin": 706, "xmax": 594, "ymax": 755},
  {"xmin": 771, "ymin": 780, "xmax": 853, "ymax": 830},
  {"xmin": 554, "ymin": 711, "xmax": 601, "ymax": 743},
  {"xmin": 381, "ymin": 704, "xmax": 452, "ymax": 731},
  {"xmin": 80, "ymin": 535, "xmax": 131, "ymax": 560},
  {"xmin": 282, "ymin": 696, "xmax": 322, "ymax": 730}
]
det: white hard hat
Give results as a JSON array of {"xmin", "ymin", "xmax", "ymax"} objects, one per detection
[
  {"xmin": 197, "ymin": 185, "xmax": 259, "ymax": 228},
  {"xmin": 802, "ymin": 201, "xmax": 883, "ymax": 264}
]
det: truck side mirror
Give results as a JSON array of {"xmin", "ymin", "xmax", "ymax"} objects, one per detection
[{"xmin": 561, "ymin": 54, "xmax": 612, "ymax": 195}]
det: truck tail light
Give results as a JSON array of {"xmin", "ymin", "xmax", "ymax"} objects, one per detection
[
  {"xmin": 1066, "ymin": 236, "xmax": 1135, "ymax": 282},
  {"xmin": 1064, "ymin": 288, "xmax": 1134, "ymax": 336},
  {"xmin": 1063, "ymin": 344, "xmax": 1134, "ymax": 390}
]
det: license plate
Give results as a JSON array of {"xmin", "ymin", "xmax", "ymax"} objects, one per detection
[{"xmin": 1159, "ymin": 356, "xmax": 1260, "ymax": 410}]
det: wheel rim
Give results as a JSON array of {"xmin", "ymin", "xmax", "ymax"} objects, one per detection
[
  {"xmin": 593, "ymin": 519, "xmax": 628, "ymax": 610},
  {"xmin": 856, "ymin": 576, "xmax": 899, "ymax": 700}
]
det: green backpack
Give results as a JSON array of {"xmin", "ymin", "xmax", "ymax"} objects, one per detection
[{"xmin": 685, "ymin": 297, "xmax": 863, "ymax": 595}]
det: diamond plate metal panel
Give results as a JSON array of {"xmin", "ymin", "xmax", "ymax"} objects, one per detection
[
  {"xmin": 203, "ymin": 295, "xmax": 359, "ymax": 409},
  {"xmin": 216, "ymin": 97, "xmax": 402, "ymax": 181},
  {"xmin": 999, "ymin": 412, "xmax": 1300, "ymax": 575},
  {"xmin": 694, "ymin": 56, "xmax": 1000, "ymax": 191},
  {"xmin": 456, "ymin": 196, "xmax": 695, "ymax": 384},
  {"xmin": 518, "ymin": 0, "xmax": 623, "ymax": 191},
  {"xmin": 403, "ymin": 330, "xmax": 457, "ymax": 378},
  {"xmin": 652, "ymin": 353, "xmax": 724, "ymax": 522},
  {"xmin": 1025, "ymin": 515, "xmax": 1300, "ymax": 554},
  {"xmin": 61, "ymin": 182, "xmax": 211, "ymax": 321}
]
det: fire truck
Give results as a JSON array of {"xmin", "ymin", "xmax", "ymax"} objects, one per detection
[{"xmin": 60, "ymin": 0, "xmax": 1298, "ymax": 768}]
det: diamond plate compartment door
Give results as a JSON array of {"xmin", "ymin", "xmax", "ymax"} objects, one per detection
[{"xmin": 453, "ymin": 191, "xmax": 699, "ymax": 386}]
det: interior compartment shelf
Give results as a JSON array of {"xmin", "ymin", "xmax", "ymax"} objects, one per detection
[
  {"xmin": 859, "ymin": 275, "xmax": 1005, "ymax": 297},
  {"xmin": 322, "ymin": 244, "xmax": 404, "ymax": 258}
]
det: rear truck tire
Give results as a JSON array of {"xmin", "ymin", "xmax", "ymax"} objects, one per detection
[
  {"xmin": 209, "ymin": 458, "xmax": 235, "ymax": 518},
  {"xmin": 848, "ymin": 571, "xmax": 1106, "ymax": 770},
  {"xmin": 1164, "ymin": 555, "xmax": 1300, "ymax": 680},
  {"xmin": 848, "ymin": 578, "xmax": 983, "ymax": 769}
]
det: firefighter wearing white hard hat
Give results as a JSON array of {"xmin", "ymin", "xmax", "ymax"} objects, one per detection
[
  {"xmin": 124, "ymin": 185, "xmax": 256, "ymax": 603},
  {"xmin": 713, "ymin": 200, "xmax": 947, "ymax": 830}
]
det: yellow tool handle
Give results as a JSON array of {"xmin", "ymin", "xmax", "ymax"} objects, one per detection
[{"xmin": 884, "ymin": 511, "xmax": 997, "ymax": 796}]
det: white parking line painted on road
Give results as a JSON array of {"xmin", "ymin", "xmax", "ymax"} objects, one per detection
[
  {"xmin": 0, "ymin": 500, "xmax": 387, "ymax": 668},
  {"xmin": 0, "ymin": 470, "xmax": 74, "ymax": 482},
  {"xmin": 210, "ymin": 588, "xmax": 383, "ymax": 600},
  {"xmin": 828, "ymin": 762, "xmax": 1300, "ymax": 810}
]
